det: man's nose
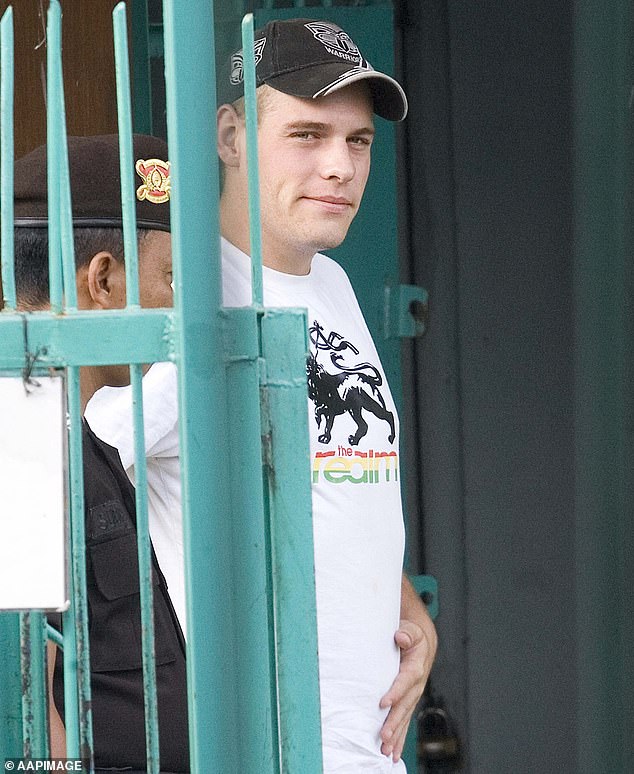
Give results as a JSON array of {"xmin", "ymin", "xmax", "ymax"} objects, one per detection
[{"xmin": 320, "ymin": 140, "xmax": 355, "ymax": 182}]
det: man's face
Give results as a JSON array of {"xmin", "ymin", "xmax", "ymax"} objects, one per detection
[
  {"xmin": 136, "ymin": 230, "xmax": 173, "ymax": 308},
  {"xmin": 101, "ymin": 229, "xmax": 172, "ymax": 387},
  {"xmin": 107, "ymin": 229, "xmax": 173, "ymax": 309},
  {"xmin": 248, "ymin": 83, "xmax": 375, "ymax": 263}
]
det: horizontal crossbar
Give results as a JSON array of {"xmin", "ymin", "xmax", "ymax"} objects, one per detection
[{"xmin": 0, "ymin": 308, "xmax": 175, "ymax": 369}]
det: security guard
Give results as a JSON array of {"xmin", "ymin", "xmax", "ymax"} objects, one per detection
[{"xmin": 13, "ymin": 134, "xmax": 189, "ymax": 773}]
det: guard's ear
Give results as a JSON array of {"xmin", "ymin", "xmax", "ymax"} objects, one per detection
[
  {"xmin": 78, "ymin": 252, "xmax": 126, "ymax": 310},
  {"xmin": 217, "ymin": 104, "xmax": 243, "ymax": 168}
]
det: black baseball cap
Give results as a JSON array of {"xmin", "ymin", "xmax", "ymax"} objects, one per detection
[
  {"xmin": 218, "ymin": 18, "xmax": 408, "ymax": 122},
  {"xmin": 14, "ymin": 134, "xmax": 171, "ymax": 232}
]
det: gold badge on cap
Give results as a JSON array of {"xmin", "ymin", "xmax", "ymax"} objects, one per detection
[{"xmin": 135, "ymin": 158, "xmax": 171, "ymax": 204}]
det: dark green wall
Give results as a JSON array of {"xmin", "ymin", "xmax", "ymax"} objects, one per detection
[{"xmin": 402, "ymin": 1, "xmax": 633, "ymax": 772}]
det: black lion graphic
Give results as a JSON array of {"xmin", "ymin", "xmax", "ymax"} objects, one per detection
[{"xmin": 307, "ymin": 322, "xmax": 395, "ymax": 446}]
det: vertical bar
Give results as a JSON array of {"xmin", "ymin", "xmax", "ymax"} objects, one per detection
[
  {"xmin": 129, "ymin": 361, "xmax": 160, "ymax": 773},
  {"xmin": 0, "ymin": 6, "xmax": 16, "ymax": 311},
  {"xmin": 47, "ymin": 1, "xmax": 93, "ymax": 761},
  {"xmin": 162, "ymin": 2, "xmax": 240, "ymax": 772},
  {"xmin": 223, "ymin": 308, "xmax": 279, "ymax": 773},
  {"xmin": 60, "ymin": 602, "xmax": 79, "ymax": 758},
  {"xmin": 113, "ymin": 3, "xmax": 141, "ymax": 309},
  {"xmin": 241, "ymin": 14, "xmax": 264, "ymax": 306},
  {"xmin": 57, "ymin": 115, "xmax": 77, "ymax": 311},
  {"xmin": 573, "ymin": 0, "xmax": 633, "ymax": 772},
  {"xmin": 0, "ymin": 117, "xmax": 36, "ymax": 774},
  {"xmin": 113, "ymin": 6, "xmax": 160, "ymax": 770},
  {"xmin": 0, "ymin": 613, "xmax": 23, "ymax": 758},
  {"xmin": 131, "ymin": 0, "xmax": 153, "ymax": 135},
  {"xmin": 47, "ymin": 0, "xmax": 78, "ymax": 311},
  {"xmin": 261, "ymin": 308, "xmax": 323, "ymax": 774},
  {"xmin": 65, "ymin": 369, "xmax": 94, "ymax": 767},
  {"xmin": 45, "ymin": 1, "xmax": 64, "ymax": 314},
  {"xmin": 51, "ymin": 4, "xmax": 78, "ymax": 313},
  {"xmin": 20, "ymin": 612, "xmax": 49, "ymax": 759}
]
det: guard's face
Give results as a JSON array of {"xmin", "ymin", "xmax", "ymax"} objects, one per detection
[
  {"xmin": 136, "ymin": 230, "xmax": 173, "ymax": 309},
  {"xmin": 95, "ymin": 229, "xmax": 173, "ymax": 387},
  {"xmin": 251, "ymin": 83, "xmax": 374, "ymax": 264},
  {"xmin": 104, "ymin": 230, "xmax": 173, "ymax": 310}
]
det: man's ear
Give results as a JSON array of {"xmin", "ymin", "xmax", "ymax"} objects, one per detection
[
  {"xmin": 217, "ymin": 104, "xmax": 243, "ymax": 168},
  {"xmin": 81, "ymin": 252, "xmax": 126, "ymax": 310}
]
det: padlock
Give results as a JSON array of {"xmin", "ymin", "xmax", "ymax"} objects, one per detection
[{"xmin": 418, "ymin": 705, "xmax": 460, "ymax": 763}]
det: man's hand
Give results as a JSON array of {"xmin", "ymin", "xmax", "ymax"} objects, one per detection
[{"xmin": 379, "ymin": 576, "xmax": 438, "ymax": 762}]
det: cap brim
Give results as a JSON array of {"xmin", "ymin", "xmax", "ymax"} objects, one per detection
[{"xmin": 265, "ymin": 62, "xmax": 408, "ymax": 122}]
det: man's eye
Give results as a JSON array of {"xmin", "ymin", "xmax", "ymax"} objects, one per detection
[
  {"xmin": 291, "ymin": 131, "xmax": 318, "ymax": 140},
  {"xmin": 349, "ymin": 136, "xmax": 371, "ymax": 146}
]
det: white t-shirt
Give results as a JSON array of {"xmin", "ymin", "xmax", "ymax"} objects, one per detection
[
  {"xmin": 223, "ymin": 239, "xmax": 406, "ymax": 773},
  {"xmin": 85, "ymin": 361, "xmax": 185, "ymax": 635},
  {"xmin": 87, "ymin": 237, "xmax": 406, "ymax": 772}
]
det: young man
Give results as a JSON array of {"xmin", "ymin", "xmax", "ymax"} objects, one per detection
[
  {"xmin": 87, "ymin": 17, "xmax": 437, "ymax": 772},
  {"xmin": 12, "ymin": 134, "xmax": 188, "ymax": 772},
  {"xmin": 217, "ymin": 19, "xmax": 436, "ymax": 771}
]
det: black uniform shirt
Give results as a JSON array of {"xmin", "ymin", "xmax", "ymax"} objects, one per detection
[{"xmin": 51, "ymin": 421, "xmax": 189, "ymax": 772}]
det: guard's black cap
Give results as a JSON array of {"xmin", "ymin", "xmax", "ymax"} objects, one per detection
[
  {"xmin": 14, "ymin": 134, "xmax": 171, "ymax": 232},
  {"xmin": 218, "ymin": 18, "xmax": 408, "ymax": 122}
]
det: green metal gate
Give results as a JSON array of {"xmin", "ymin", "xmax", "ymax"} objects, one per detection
[{"xmin": 0, "ymin": 3, "xmax": 321, "ymax": 772}]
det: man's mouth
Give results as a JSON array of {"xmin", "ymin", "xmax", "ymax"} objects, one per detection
[{"xmin": 303, "ymin": 196, "xmax": 353, "ymax": 213}]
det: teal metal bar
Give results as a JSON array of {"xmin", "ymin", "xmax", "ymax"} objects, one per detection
[
  {"xmin": 114, "ymin": 7, "xmax": 160, "ymax": 769},
  {"xmin": 57, "ymin": 118, "xmax": 77, "ymax": 312},
  {"xmin": 131, "ymin": 0, "xmax": 153, "ymax": 135},
  {"xmin": 48, "ymin": 6, "xmax": 92, "ymax": 757},
  {"xmin": 130, "ymin": 361, "xmax": 160, "ymax": 774},
  {"xmin": 66, "ymin": 371, "xmax": 94, "ymax": 767},
  {"xmin": 0, "ymin": 309, "xmax": 173, "ymax": 369},
  {"xmin": 241, "ymin": 14, "xmax": 264, "ymax": 306},
  {"xmin": 223, "ymin": 307, "xmax": 279, "ymax": 773},
  {"xmin": 20, "ymin": 612, "xmax": 49, "ymax": 758},
  {"xmin": 113, "ymin": 3, "xmax": 141, "ymax": 309},
  {"xmin": 48, "ymin": 0, "xmax": 76, "ymax": 312},
  {"xmin": 44, "ymin": 2, "xmax": 83, "ymax": 760},
  {"xmin": 46, "ymin": 624, "xmax": 64, "ymax": 650},
  {"xmin": 261, "ymin": 308, "xmax": 323, "ymax": 774},
  {"xmin": 0, "ymin": 6, "xmax": 16, "ymax": 311},
  {"xmin": 0, "ymin": 613, "xmax": 23, "ymax": 758},
  {"xmin": 163, "ymin": 2, "xmax": 239, "ymax": 771},
  {"xmin": 58, "ymin": 600, "xmax": 79, "ymax": 762},
  {"xmin": 45, "ymin": 2, "xmax": 62, "ymax": 313}
]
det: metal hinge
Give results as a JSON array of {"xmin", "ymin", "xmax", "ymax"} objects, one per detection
[{"xmin": 384, "ymin": 284, "xmax": 429, "ymax": 338}]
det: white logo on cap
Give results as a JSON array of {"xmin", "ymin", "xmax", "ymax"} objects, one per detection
[
  {"xmin": 305, "ymin": 22, "xmax": 364, "ymax": 65},
  {"xmin": 230, "ymin": 37, "xmax": 267, "ymax": 85}
]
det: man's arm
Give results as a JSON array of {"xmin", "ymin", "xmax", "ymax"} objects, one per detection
[
  {"xmin": 379, "ymin": 573, "xmax": 438, "ymax": 762},
  {"xmin": 47, "ymin": 641, "xmax": 66, "ymax": 757}
]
